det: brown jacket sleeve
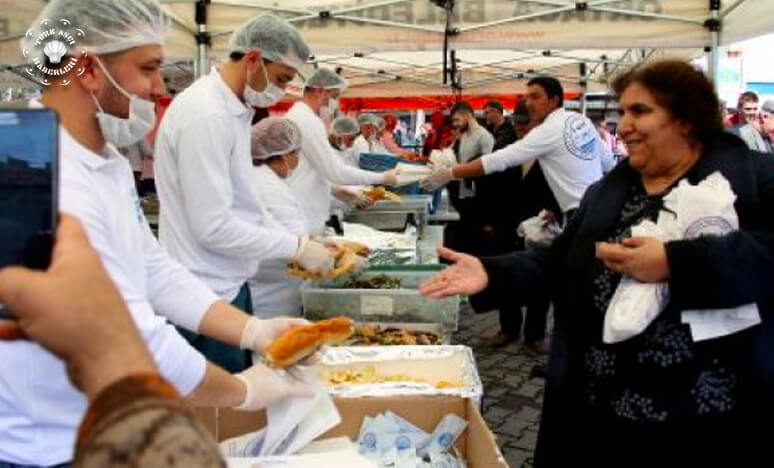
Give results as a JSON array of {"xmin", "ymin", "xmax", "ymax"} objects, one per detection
[{"xmin": 75, "ymin": 374, "xmax": 225, "ymax": 468}]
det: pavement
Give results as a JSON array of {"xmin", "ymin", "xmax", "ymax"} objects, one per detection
[{"xmin": 451, "ymin": 303, "xmax": 550, "ymax": 468}]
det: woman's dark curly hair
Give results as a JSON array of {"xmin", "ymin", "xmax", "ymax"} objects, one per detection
[{"xmin": 611, "ymin": 59, "xmax": 724, "ymax": 147}]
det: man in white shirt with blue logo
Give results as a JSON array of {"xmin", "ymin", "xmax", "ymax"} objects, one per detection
[{"xmin": 423, "ymin": 76, "xmax": 615, "ymax": 217}]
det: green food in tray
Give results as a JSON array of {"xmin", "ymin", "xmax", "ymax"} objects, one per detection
[{"xmin": 334, "ymin": 274, "xmax": 403, "ymax": 290}]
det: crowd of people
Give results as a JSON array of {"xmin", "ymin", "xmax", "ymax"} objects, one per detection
[
  {"xmin": 0, "ymin": 0, "xmax": 772, "ymax": 467},
  {"xmin": 726, "ymin": 91, "xmax": 774, "ymax": 152}
]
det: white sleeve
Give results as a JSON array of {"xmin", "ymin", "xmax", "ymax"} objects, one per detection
[
  {"xmin": 481, "ymin": 118, "xmax": 560, "ymax": 175},
  {"xmin": 295, "ymin": 115, "xmax": 384, "ymax": 186},
  {"xmin": 59, "ymin": 177, "xmax": 206, "ymax": 395},
  {"xmin": 175, "ymin": 116, "xmax": 299, "ymax": 261},
  {"xmin": 141, "ymin": 222, "xmax": 219, "ymax": 332}
]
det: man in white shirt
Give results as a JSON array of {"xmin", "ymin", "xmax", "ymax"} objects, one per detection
[
  {"xmin": 352, "ymin": 113, "xmax": 380, "ymax": 158},
  {"xmin": 1, "ymin": 1, "xmax": 313, "ymax": 466},
  {"xmin": 328, "ymin": 116, "xmax": 375, "ymax": 212},
  {"xmin": 286, "ymin": 69, "xmax": 398, "ymax": 234},
  {"xmin": 424, "ymin": 77, "xmax": 615, "ymax": 216},
  {"xmin": 330, "ymin": 116, "xmax": 361, "ymax": 167},
  {"xmin": 155, "ymin": 15, "xmax": 336, "ymax": 371}
]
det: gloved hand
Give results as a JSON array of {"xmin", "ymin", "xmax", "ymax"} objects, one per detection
[
  {"xmin": 334, "ymin": 187, "xmax": 373, "ymax": 209},
  {"xmin": 240, "ymin": 316, "xmax": 310, "ymax": 356},
  {"xmin": 382, "ymin": 169, "xmax": 399, "ymax": 186},
  {"xmin": 234, "ymin": 362, "xmax": 316, "ymax": 411},
  {"xmin": 294, "ymin": 236, "xmax": 336, "ymax": 276},
  {"xmin": 353, "ymin": 191, "xmax": 374, "ymax": 209},
  {"xmin": 420, "ymin": 167, "xmax": 455, "ymax": 190}
]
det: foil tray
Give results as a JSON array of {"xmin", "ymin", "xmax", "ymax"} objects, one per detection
[{"xmin": 319, "ymin": 345, "xmax": 483, "ymax": 405}]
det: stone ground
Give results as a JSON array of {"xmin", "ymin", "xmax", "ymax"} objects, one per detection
[{"xmin": 451, "ymin": 303, "xmax": 550, "ymax": 468}]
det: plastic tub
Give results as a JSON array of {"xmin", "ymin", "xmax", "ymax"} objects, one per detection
[{"xmin": 301, "ymin": 265, "xmax": 459, "ymax": 331}]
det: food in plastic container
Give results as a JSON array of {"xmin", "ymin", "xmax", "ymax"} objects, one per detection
[{"xmin": 350, "ymin": 324, "xmax": 441, "ymax": 346}]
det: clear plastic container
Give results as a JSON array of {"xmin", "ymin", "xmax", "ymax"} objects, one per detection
[{"xmin": 301, "ymin": 266, "xmax": 460, "ymax": 331}]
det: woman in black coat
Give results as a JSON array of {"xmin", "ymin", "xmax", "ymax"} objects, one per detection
[{"xmin": 421, "ymin": 60, "xmax": 774, "ymax": 467}]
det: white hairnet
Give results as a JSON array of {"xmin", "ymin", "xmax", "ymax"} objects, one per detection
[
  {"xmin": 251, "ymin": 117, "xmax": 302, "ymax": 160},
  {"xmin": 357, "ymin": 113, "xmax": 379, "ymax": 127},
  {"xmin": 229, "ymin": 15, "xmax": 310, "ymax": 71},
  {"xmin": 331, "ymin": 117, "xmax": 359, "ymax": 136},
  {"xmin": 374, "ymin": 116, "xmax": 386, "ymax": 132},
  {"xmin": 23, "ymin": 0, "xmax": 167, "ymax": 60},
  {"xmin": 305, "ymin": 68, "xmax": 348, "ymax": 90}
]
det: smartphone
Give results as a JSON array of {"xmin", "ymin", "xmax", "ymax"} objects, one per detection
[{"xmin": 0, "ymin": 109, "xmax": 59, "ymax": 319}]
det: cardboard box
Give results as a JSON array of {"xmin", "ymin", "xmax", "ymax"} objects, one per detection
[{"xmin": 194, "ymin": 395, "xmax": 509, "ymax": 468}]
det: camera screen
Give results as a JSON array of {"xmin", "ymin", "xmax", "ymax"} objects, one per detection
[{"xmin": 0, "ymin": 109, "xmax": 57, "ymax": 269}]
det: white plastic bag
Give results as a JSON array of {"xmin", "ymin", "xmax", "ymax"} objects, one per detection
[
  {"xmin": 429, "ymin": 148, "xmax": 456, "ymax": 169},
  {"xmin": 603, "ymin": 172, "xmax": 761, "ymax": 344},
  {"xmin": 603, "ymin": 221, "xmax": 671, "ymax": 343},
  {"xmin": 517, "ymin": 210, "xmax": 563, "ymax": 248},
  {"xmin": 668, "ymin": 173, "xmax": 761, "ymax": 341}
]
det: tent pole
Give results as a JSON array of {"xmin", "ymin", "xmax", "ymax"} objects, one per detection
[
  {"xmin": 580, "ymin": 62, "xmax": 588, "ymax": 116},
  {"xmin": 194, "ymin": 0, "xmax": 211, "ymax": 79},
  {"xmin": 706, "ymin": 0, "xmax": 721, "ymax": 89}
]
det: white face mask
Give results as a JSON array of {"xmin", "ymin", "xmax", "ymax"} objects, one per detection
[
  {"xmin": 319, "ymin": 95, "xmax": 339, "ymax": 120},
  {"xmin": 244, "ymin": 61, "xmax": 285, "ymax": 108},
  {"xmin": 91, "ymin": 57, "xmax": 156, "ymax": 148}
]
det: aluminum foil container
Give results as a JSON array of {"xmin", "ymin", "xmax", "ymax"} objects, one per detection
[{"xmin": 319, "ymin": 345, "xmax": 483, "ymax": 405}]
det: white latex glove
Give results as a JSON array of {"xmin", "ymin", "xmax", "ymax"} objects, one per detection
[
  {"xmin": 354, "ymin": 191, "xmax": 373, "ymax": 209},
  {"xmin": 420, "ymin": 167, "xmax": 454, "ymax": 190},
  {"xmin": 234, "ymin": 362, "xmax": 316, "ymax": 411},
  {"xmin": 294, "ymin": 236, "xmax": 335, "ymax": 276},
  {"xmin": 382, "ymin": 169, "xmax": 399, "ymax": 186},
  {"xmin": 240, "ymin": 316, "xmax": 310, "ymax": 356},
  {"xmin": 335, "ymin": 187, "xmax": 373, "ymax": 209}
]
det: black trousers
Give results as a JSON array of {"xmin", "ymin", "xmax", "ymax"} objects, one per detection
[{"xmin": 498, "ymin": 288, "xmax": 549, "ymax": 342}]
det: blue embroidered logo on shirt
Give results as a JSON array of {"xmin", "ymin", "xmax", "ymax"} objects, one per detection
[{"xmin": 563, "ymin": 114, "xmax": 598, "ymax": 161}]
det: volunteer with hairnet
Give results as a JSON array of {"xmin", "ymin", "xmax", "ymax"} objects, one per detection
[
  {"xmin": 352, "ymin": 113, "xmax": 379, "ymax": 157},
  {"xmin": 328, "ymin": 116, "xmax": 374, "ymax": 210},
  {"xmin": 1, "ymin": 2, "xmax": 313, "ymax": 466},
  {"xmin": 155, "ymin": 15, "xmax": 336, "ymax": 372},
  {"xmin": 286, "ymin": 68, "xmax": 398, "ymax": 234},
  {"xmin": 330, "ymin": 116, "xmax": 361, "ymax": 167},
  {"xmin": 370, "ymin": 115, "xmax": 392, "ymax": 154},
  {"xmin": 246, "ymin": 117, "xmax": 309, "ymax": 322}
]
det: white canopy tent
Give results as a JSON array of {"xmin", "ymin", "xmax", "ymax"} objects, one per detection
[{"xmin": 1, "ymin": 0, "xmax": 772, "ymax": 99}]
